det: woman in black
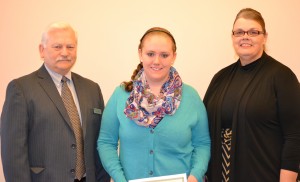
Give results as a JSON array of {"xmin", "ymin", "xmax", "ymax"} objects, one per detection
[{"xmin": 204, "ymin": 8, "xmax": 300, "ymax": 181}]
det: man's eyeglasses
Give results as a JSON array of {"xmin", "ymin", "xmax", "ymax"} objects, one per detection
[{"xmin": 232, "ymin": 30, "xmax": 265, "ymax": 37}]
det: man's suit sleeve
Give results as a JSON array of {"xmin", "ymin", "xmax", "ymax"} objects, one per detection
[{"xmin": 1, "ymin": 80, "xmax": 32, "ymax": 181}]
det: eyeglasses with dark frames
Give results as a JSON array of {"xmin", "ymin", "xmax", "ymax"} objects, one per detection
[{"xmin": 232, "ymin": 30, "xmax": 265, "ymax": 37}]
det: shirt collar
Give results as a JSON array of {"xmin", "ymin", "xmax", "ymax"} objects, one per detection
[{"xmin": 44, "ymin": 64, "xmax": 72, "ymax": 86}]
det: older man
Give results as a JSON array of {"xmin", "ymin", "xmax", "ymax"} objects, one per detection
[{"xmin": 1, "ymin": 22, "xmax": 110, "ymax": 182}]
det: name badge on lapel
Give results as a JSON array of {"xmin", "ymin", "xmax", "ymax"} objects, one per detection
[{"xmin": 93, "ymin": 108, "xmax": 102, "ymax": 115}]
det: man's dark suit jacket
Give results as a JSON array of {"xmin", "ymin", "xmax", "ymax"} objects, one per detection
[{"xmin": 1, "ymin": 65, "xmax": 110, "ymax": 182}]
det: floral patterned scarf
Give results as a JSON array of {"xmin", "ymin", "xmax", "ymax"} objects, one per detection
[{"xmin": 124, "ymin": 67, "xmax": 182, "ymax": 128}]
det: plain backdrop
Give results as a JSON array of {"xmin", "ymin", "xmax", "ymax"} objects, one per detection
[{"xmin": 0, "ymin": 1, "xmax": 299, "ymax": 181}]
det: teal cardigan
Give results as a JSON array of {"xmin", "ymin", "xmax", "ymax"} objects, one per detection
[{"xmin": 97, "ymin": 84, "xmax": 210, "ymax": 182}]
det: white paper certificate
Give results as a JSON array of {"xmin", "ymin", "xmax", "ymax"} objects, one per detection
[{"xmin": 128, "ymin": 173, "xmax": 187, "ymax": 182}]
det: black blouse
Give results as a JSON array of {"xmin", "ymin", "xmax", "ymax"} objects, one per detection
[{"xmin": 221, "ymin": 59, "xmax": 261, "ymax": 128}]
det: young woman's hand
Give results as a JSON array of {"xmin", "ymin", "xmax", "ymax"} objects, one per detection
[{"xmin": 188, "ymin": 175, "xmax": 198, "ymax": 182}]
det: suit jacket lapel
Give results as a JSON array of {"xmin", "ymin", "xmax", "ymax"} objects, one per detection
[
  {"xmin": 36, "ymin": 65, "xmax": 73, "ymax": 130},
  {"xmin": 72, "ymin": 73, "xmax": 87, "ymax": 137}
]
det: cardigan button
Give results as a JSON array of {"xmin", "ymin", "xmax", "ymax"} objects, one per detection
[{"xmin": 149, "ymin": 171, "xmax": 153, "ymax": 175}]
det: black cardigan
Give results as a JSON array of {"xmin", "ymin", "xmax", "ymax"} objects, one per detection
[{"xmin": 204, "ymin": 52, "xmax": 300, "ymax": 181}]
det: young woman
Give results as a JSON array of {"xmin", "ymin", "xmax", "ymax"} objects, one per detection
[{"xmin": 97, "ymin": 27, "xmax": 210, "ymax": 182}]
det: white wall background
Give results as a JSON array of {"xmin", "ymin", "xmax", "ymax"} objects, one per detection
[{"xmin": 0, "ymin": 1, "xmax": 299, "ymax": 181}]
